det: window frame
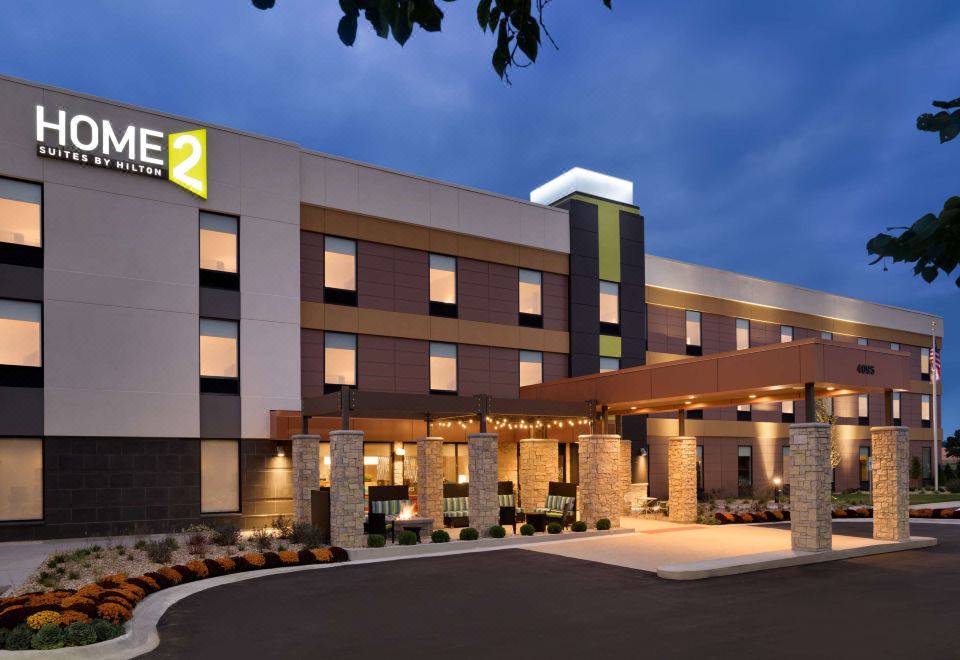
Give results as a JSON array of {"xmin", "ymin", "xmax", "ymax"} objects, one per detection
[
  {"xmin": 429, "ymin": 253, "xmax": 458, "ymax": 319},
  {"xmin": 858, "ymin": 394, "xmax": 869, "ymax": 426},
  {"xmin": 199, "ymin": 317, "xmax": 240, "ymax": 395},
  {"xmin": 518, "ymin": 268, "xmax": 543, "ymax": 328},
  {"xmin": 599, "ymin": 280, "xmax": 620, "ymax": 336},
  {"xmin": 323, "ymin": 236, "xmax": 358, "ymax": 307},
  {"xmin": 920, "ymin": 347, "xmax": 930, "ymax": 381},
  {"xmin": 599, "ymin": 357, "xmax": 620, "ymax": 373},
  {"xmin": 892, "ymin": 392, "xmax": 901, "ymax": 425},
  {"xmin": 921, "ymin": 394, "xmax": 931, "ymax": 428},
  {"xmin": 780, "ymin": 325, "xmax": 794, "ymax": 343},
  {"xmin": 781, "ymin": 399, "xmax": 795, "ymax": 423},
  {"xmin": 0, "ymin": 176, "xmax": 43, "ymax": 269},
  {"xmin": 324, "ymin": 331, "xmax": 357, "ymax": 395},
  {"xmin": 0, "ymin": 297, "xmax": 44, "ymax": 388},
  {"xmin": 736, "ymin": 318, "xmax": 750, "ymax": 351},
  {"xmin": 685, "ymin": 310, "xmax": 702, "ymax": 356},
  {"xmin": 429, "ymin": 341, "xmax": 458, "ymax": 395},
  {"xmin": 519, "ymin": 350, "xmax": 543, "ymax": 388},
  {"xmin": 199, "ymin": 211, "xmax": 240, "ymax": 291}
]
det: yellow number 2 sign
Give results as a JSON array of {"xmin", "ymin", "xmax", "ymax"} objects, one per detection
[{"xmin": 168, "ymin": 129, "xmax": 207, "ymax": 199}]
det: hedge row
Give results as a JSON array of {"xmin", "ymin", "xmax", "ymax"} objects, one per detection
[{"xmin": 715, "ymin": 507, "xmax": 959, "ymax": 524}]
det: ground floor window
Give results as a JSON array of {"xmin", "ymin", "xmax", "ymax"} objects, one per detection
[
  {"xmin": 859, "ymin": 446, "xmax": 870, "ymax": 490},
  {"xmin": 0, "ymin": 438, "xmax": 42, "ymax": 521},
  {"xmin": 364, "ymin": 442, "xmax": 392, "ymax": 486},
  {"xmin": 737, "ymin": 445, "xmax": 752, "ymax": 497},
  {"xmin": 922, "ymin": 447, "xmax": 932, "ymax": 486},
  {"xmin": 442, "ymin": 442, "xmax": 468, "ymax": 484},
  {"xmin": 200, "ymin": 439, "xmax": 239, "ymax": 514},
  {"xmin": 696, "ymin": 445, "xmax": 704, "ymax": 493}
]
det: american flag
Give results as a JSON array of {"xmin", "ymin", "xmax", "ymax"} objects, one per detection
[{"xmin": 930, "ymin": 347, "xmax": 941, "ymax": 379}]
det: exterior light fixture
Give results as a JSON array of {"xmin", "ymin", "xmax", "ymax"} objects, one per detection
[
  {"xmin": 630, "ymin": 406, "xmax": 637, "ymax": 410},
  {"xmin": 749, "ymin": 394, "xmax": 757, "ymax": 399},
  {"xmin": 826, "ymin": 386, "xmax": 836, "ymax": 391},
  {"xmin": 275, "ymin": 443, "xmax": 285, "ymax": 458},
  {"xmin": 395, "ymin": 446, "xmax": 406, "ymax": 456},
  {"xmin": 684, "ymin": 400, "xmax": 692, "ymax": 405}
]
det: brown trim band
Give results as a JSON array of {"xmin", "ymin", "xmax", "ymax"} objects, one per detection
[
  {"xmin": 301, "ymin": 204, "xmax": 569, "ymax": 275},
  {"xmin": 302, "ymin": 301, "xmax": 570, "ymax": 353}
]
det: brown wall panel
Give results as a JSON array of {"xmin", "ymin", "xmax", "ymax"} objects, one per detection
[
  {"xmin": 301, "ymin": 328, "xmax": 325, "ymax": 398},
  {"xmin": 301, "ymin": 231, "xmax": 325, "ymax": 303},
  {"xmin": 647, "ymin": 304, "xmax": 685, "ymax": 354},
  {"xmin": 458, "ymin": 258, "xmax": 519, "ymax": 326},
  {"xmin": 543, "ymin": 272, "xmax": 569, "ymax": 332}
]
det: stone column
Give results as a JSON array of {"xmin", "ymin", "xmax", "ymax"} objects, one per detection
[
  {"xmin": 871, "ymin": 426, "xmax": 910, "ymax": 542},
  {"xmin": 519, "ymin": 439, "xmax": 558, "ymax": 511},
  {"xmin": 579, "ymin": 434, "xmax": 622, "ymax": 528},
  {"xmin": 620, "ymin": 439, "xmax": 633, "ymax": 514},
  {"xmin": 789, "ymin": 423, "xmax": 833, "ymax": 552},
  {"xmin": 291, "ymin": 435, "xmax": 321, "ymax": 524},
  {"xmin": 330, "ymin": 430, "xmax": 365, "ymax": 548},
  {"xmin": 468, "ymin": 433, "xmax": 499, "ymax": 534},
  {"xmin": 416, "ymin": 437, "xmax": 444, "ymax": 524},
  {"xmin": 667, "ymin": 436, "xmax": 698, "ymax": 524}
]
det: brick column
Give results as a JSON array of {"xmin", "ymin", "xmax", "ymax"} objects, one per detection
[
  {"xmin": 330, "ymin": 430, "xmax": 365, "ymax": 548},
  {"xmin": 620, "ymin": 439, "xmax": 633, "ymax": 514},
  {"xmin": 416, "ymin": 436, "xmax": 444, "ymax": 524},
  {"xmin": 667, "ymin": 436, "xmax": 698, "ymax": 523},
  {"xmin": 291, "ymin": 435, "xmax": 320, "ymax": 524},
  {"xmin": 871, "ymin": 426, "xmax": 910, "ymax": 542},
  {"xmin": 468, "ymin": 433, "xmax": 499, "ymax": 534},
  {"xmin": 519, "ymin": 439, "xmax": 558, "ymax": 511},
  {"xmin": 579, "ymin": 434, "xmax": 622, "ymax": 528},
  {"xmin": 789, "ymin": 423, "xmax": 832, "ymax": 552}
]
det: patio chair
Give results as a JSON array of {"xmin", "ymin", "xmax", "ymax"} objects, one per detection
[{"xmin": 367, "ymin": 512, "xmax": 394, "ymax": 543}]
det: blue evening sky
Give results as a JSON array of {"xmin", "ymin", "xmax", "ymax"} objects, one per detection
[{"xmin": 2, "ymin": 1, "xmax": 957, "ymax": 436}]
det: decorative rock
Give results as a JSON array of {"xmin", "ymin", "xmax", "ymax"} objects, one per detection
[
  {"xmin": 416, "ymin": 437, "xmax": 445, "ymax": 525},
  {"xmin": 668, "ymin": 437, "xmax": 698, "ymax": 523},
  {"xmin": 579, "ymin": 434, "xmax": 622, "ymax": 528},
  {"xmin": 468, "ymin": 433, "xmax": 500, "ymax": 534},
  {"xmin": 330, "ymin": 430, "xmax": 365, "ymax": 548},
  {"xmin": 291, "ymin": 434, "xmax": 321, "ymax": 524},
  {"xmin": 789, "ymin": 423, "xmax": 832, "ymax": 552},
  {"xmin": 519, "ymin": 439, "xmax": 558, "ymax": 511},
  {"xmin": 871, "ymin": 426, "xmax": 910, "ymax": 542}
]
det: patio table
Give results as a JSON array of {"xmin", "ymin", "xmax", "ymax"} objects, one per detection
[{"xmin": 525, "ymin": 512, "xmax": 547, "ymax": 532}]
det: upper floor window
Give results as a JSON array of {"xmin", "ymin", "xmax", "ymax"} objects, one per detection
[
  {"xmin": 430, "ymin": 342, "xmax": 458, "ymax": 394},
  {"xmin": 781, "ymin": 399, "xmax": 795, "ymax": 422},
  {"xmin": 921, "ymin": 394, "xmax": 931, "ymax": 428},
  {"xmin": 199, "ymin": 212, "xmax": 239, "ymax": 290},
  {"xmin": 0, "ymin": 299, "xmax": 41, "ymax": 370},
  {"xmin": 599, "ymin": 281, "xmax": 620, "ymax": 335},
  {"xmin": 892, "ymin": 392, "xmax": 901, "ymax": 424},
  {"xmin": 200, "ymin": 318, "xmax": 239, "ymax": 394},
  {"xmin": 780, "ymin": 325, "xmax": 793, "ymax": 343},
  {"xmin": 429, "ymin": 254, "xmax": 457, "ymax": 318},
  {"xmin": 324, "ymin": 332, "xmax": 356, "ymax": 394},
  {"xmin": 518, "ymin": 269, "xmax": 543, "ymax": 328},
  {"xmin": 685, "ymin": 310, "xmax": 702, "ymax": 356},
  {"xmin": 519, "ymin": 350, "xmax": 543, "ymax": 387},
  {"xmin": 736, "ymin": 404, "xmax": 751, "ymax": 421},
  {"xmin": 599, "ymin": 357, "xmax": 620, "ymax": 373},
  {"xmin": 890, "ymin": 342, "xmax": 900, "ymax": 351},
  {"xmin": 736, "ymin": 318, "xmax": 750, "ymax": 351},
  {"xmin": 857, "ymin": 337, "xmax": 867, "ymax": 346},
  {"xmin": 858, "ymin": 394, "xmax": 869, "ymax": 425},
  {"xmin": 0, "ymin": 177, "xmax": 42, "ymax": 268},
  {"xmin": 324, "ymin": 237, "xmax": 357, "ymax": 306},
  {"xmin": 821, "ymin": 331, "xmax": 833, "ymax": 340},
  {"xmin": 920, "ymin": 347, "xmax": 930, "ymax": 381}
]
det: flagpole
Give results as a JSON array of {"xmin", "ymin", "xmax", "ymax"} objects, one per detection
[{"xmin": 932, "ymin": 320, "xmax": 939, "ymax": 492}]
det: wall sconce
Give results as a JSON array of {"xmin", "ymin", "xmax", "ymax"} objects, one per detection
[
  {"xmin": 396, "ymin": 446, "xmax": 406, "ymax": 456},
  {"xmin": 275, "ymin": 443, "xmax": 285, "ymax": 458},
  {"xmin": 639, "ymin": 448, "xmax": 648, "ymax": 457}
]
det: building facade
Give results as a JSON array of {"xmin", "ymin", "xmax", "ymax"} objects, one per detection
[{"xmin": 0, "ymin": 76, "xmax": 944, "ymax": 540}]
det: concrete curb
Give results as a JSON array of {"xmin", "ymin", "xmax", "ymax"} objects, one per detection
[{"xmin": 657, "ymin": 536, "xmax": 938, "ymax": 580}]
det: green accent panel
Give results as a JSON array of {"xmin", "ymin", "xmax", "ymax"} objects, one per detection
[
  {"xmin": 599, "ymin": 335, "xmax": 622, "ymax": 358},
  {"xmin": 598, "ymin": 203, "xmax": 621, "ymax": 283}
]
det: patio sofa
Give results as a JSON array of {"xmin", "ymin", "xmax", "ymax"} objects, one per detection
[
  {"xmin": 498, "ymin": 481, "xmax": 520, "ymax": 533},
  {"xmin": 443, "ymin": 483, "xmax": 470, "ymax": 527},
  {"xmin": 365, "ymin": 485, "xmax": 411, "ymax": 541},
  {"xmin": 535, "ymin": 482, "xmax": 577, "ymax": 529}
]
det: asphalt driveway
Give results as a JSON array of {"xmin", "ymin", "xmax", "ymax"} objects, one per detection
[{"xmin": 144, "ymin": 522, "xmax": 957, "ymax": 660}]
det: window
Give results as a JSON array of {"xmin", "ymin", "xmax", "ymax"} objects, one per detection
[
  {"xmin": 781, "ymin": 400, "xmax": 795, "ymax": 423},
  {"xmin": 363, "ymin": 442, "xmax": 393, "ymax": 485},
  {"xmin": 858, "ymin": 394, "xmax": 869, "ymax": 425},
  {"xmin": 736, "ymin": 404, "xmax": 751, "ymax": 421},
  {"xmin": 890, "ymin": 342, "xmax": 900, "ymax": 351},
  {"xmin": 200, "ymin": 319, "xmax": 239, "ymax": 394},
  {"xmin": 599, "ymin": 357, "xmax": 620, "ymax": 373},
  {"xmin": 685, "ymin": 310, "xmax": 702, "ymax": 356},
  {"xmin": 0, "ymin": 438, "xmax": 42, "ymax": 521},
  {"xmin": 0, "ymin": 299, "xmax": 42, "ymax": 388},
  {"xmin": 200, "ymin": 439, "xmax": 239, "ymax": 513},
  {"xmin": 519, "ymin": 350, "xmax": 543, "ymax": 387},
  {"xmin": 429, "ymin": 254, "xmax": 457, "ymax": 318},
  {"xmin": 737, "ymin": 446, "xmax": 753, "ymax": 497},
  {"xmin": 442, "ymin": 443, "xmax": 469, "ymax": 484},
  {"xmin": 780, "ymin": 325, "xmax": 793, "ymax": 343},
  {"xmin": 782, "ymin": 446, "xmax": 791, "ymax": 493},
  {"xmin": 324, "ymin": 237, "xmax": 357, "ymax": 306},
  {"xmin": 599, "ymin": 281, "xmax": 620, "ymax": 335},
  {"xmin": 199, "ymin": 212, "xmax": 238, "ymax": 290},
  {"xmin": 821, "ymin": 331, "xmax": 833, "ymax": 340},
  {"xmin": 892, "ymin": 392, "xmax": 901, "ymax": 425},
  {"xmin": 687, "ymin": 409, "xmax": 703, "ymax": 419},
  {"xmin": 921, "ymin": 394, "xmax": 931, "ymax": 428},
  {"xmin": 859, "ymin": 447, "xmax": 870, "ymax": 490},
  {"xmin": 920, "ymin": 347, "xmax": 930, "ymax": 381},
  {"xmin": 430, "ymin": 342, "xmax": 457, "ymax": 394},
  {"xmin": 736, "ymin": 318, "xmax": 750, "ymax": 351},
  {"xmin": 696, "ymin": 445, "xmax": 704, "ymax": 494},
  {"xmin": 324, "ymin": 332, "xmax": 356, "ymax": 393},
  {"xmin": 857, "ymin": 337, "xmax": 868, "ymax": 346},
  {"xmin": 0, "ymin": 177, "xmax": 42, "ymax": 268},
  {"xmin": 518, "ymin": 269, "xmax": 543, "ymax": 328}
]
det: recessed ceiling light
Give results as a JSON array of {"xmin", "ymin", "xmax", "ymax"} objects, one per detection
[
  {"xmin": 630, "ymin": 406, "xmax": 637, "ymax": 410},
  {"xmin": 749, "ymin": 394, "xmax": 757, "ymax": 399},
  {"xmin": 826, "ymin": 386, "xmax": 835, "ymax": 391},
  {"xmin": 684, "ymin": 401, "xmax": 692, "ymax": 405}
]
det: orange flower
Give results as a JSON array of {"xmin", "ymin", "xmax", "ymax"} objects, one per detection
[
  {"xmin": 59, "ymin": 610, "xmax": 91, "ymax": 625},
  {"xmin": 97, "ymin": 602, "xmax": 132, "ymax": 625},
  {"xmin": 157, "ymin": 567, "xmax": 183, "ymax": 585},
  {"xmin": 61, "ymin": 595, "xmax": 95, "ymax": 609},
  {"xmin": 185, "ymin": 560, "xmax": 209, "ymax": 578},
  {"xmin": 278, "ymin": 551, "xmax": 299, "ymax": 565},
  {"xmin": 27, "ymin": 610, "xmax": 61, "ymax": 630},
  {"xmin": 118, "ymin": 583, "xmax": 146, "ymax": 601},
  {"xmin": 98, "ymin": 573, "xmax": 128, "ymax": 586},
  {"xmin": 137, "ymin": 575, "xmax": 160, "ymax": 591},
  {"xmin": 26, "ymin": 593, "xmax": 62, "ymax": 607},
  {"xmin": 215, "ymin": 557, "xmax": 236, "ymax": 572},
  {"xmin": 243, "ymin": 553, "xmax": 266, "ymax": 567},
  {"xmin": 75, "ymin": 584, "xmax": 106, "ymax": 599},
  {"xmin": 311, "ymin": 548, "xmax": 333, "ymax": 562}
]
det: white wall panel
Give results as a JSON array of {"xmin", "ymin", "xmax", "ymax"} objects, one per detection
[{"xmin": 240, "ymin": 319, "xmax": 300, "ymax": 438}]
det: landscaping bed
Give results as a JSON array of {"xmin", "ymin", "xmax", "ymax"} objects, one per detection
[{"xmin": 714, "ymin": 506, "xmax": 960, "ymax": 524}]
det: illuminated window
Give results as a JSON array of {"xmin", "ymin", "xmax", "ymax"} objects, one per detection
[
  {"xmin": 430, "ymin": 342, "xmax": 457, "ymax": 393},
  {"xmin": 890, "ymin": 342, "xmax": 900, "ymax": 351},
  {"xmin": 0, "ymin": 438, "xmax": 42, "ymax": 521},
  {"xmin": 519, "ymin": 269, "xmax": 542, "ymax": 327},
  {"xmin": 686, "ymin": 311, "xmax": 702, "ymax": 356},
  {"xmin": 858, "ymin": 394, "xmax": 869, "ymax": 425},
  {"xmin": 599, "ymin": 357, "xmax": 620, "ymax": 373},
  {"xmin": 736, "ymin": 404, "xmax": 751, "ymax": 421},
  {"xmin": 921, "ymin": 394, "xmax": 930, "ymax": 427},
  {"xmin": 199, "ymin": 212, "xmax": 238, "ymax": 289},
  {"xmin": 324, "ymin": 332, "xmax": 356, "ymax": 391},
  {"xmin": 857, "ymin": 337, "xmax": 867, "ymax": 346},
  {"xmin": 821, "ymin": 331, "xmax": 832, "ymax": 340},
  {"xmin": 920, "ymin": 347, "xmax": 930, "ymax": 381},
  {"xmin": 442, "ymin": 443, "xmax": 469, "ymax": 484},
  {"xmin": 780, "ymin": 325, "xmax": 793, "ymax": 343},
  {"xmin": 519, "ymin": 350, "xmax": 543, "ymax": 387},
  {"xmin": 736, "ymin": 318, "xmax": 750, "ymax": 351},
  {"xmin": 0, "ymin": 178, "xmax": 41, "ymax": 268},
  {"xmin": 892, "ymin": 392, "xmax": 901, "ymax": 424},
  {"xmin": 737, "ymin": 446, "xmax": 753, "ymax": 496},
  {"xmin": 200, "ymin": 439, "xmax": 239, "ymax": 513},
  {"xmin": 781, "ymin": 399, "xmax": 794, "ymax": 421},
  {"xmin": 599, "ymin": 281, "xmax": 619, "ymax": 331},
  {"xmin": 324, "ymin": 237, "xmax": 357, "ymax": 306},
  {"xmin": 0, "ymin": 299, "xmax": 42, "ymax": 368},
  {"xmin": 427, "ymin": 254, "xmax": 457, "ymax": 318},
  {"xmin": 200, "ymin": 319, "xmax": 238, "ymax": 394}
]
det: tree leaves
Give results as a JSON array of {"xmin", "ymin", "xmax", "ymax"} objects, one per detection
[
  {"xmin": 917, "ymin": 96, "xmax": 960, "ymax": 143},
  {"xmin": 867, "ymin": 197, "xmax": 960, "ymax": 287}
]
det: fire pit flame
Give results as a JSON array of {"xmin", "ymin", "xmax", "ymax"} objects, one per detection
[{"xmin": 398, "ymin": 503, "xmax": 416, "ymax": 520}]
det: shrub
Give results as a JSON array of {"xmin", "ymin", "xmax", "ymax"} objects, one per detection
[
  {"xmin": 715, "ymin": 512, "xmax": 735, "ymax": 524},
  {"xmin": 252, "ymin": 527, "xmax": 274, "ymax": 551},
  {"xmin": 187, "ymin": 533, "xmax": 209, "ymax": 558},
  {"xmin": 211, "ymin": 523, "xmax": 241, "ymax": 547},
  {"xmin": 945, "ymin": 479, "xmax": 960, "ymax": 494},
  {"xmin": 291, "ymin": 522, "xmax": 326, "ymax": 548},
  {"xmin": 311, "ymin": 548, "xmax": 334, "ymax": 562},
  {"xmin": 271, "ymin": 515, "xmax": 294, "ymax": 539},
  {"xmin": 144, "ymin": 539, "xmax": 174, "ymax": 564},
  {"xmin": 367, "ymin": 534, "xmax": 386, "ymax": 548},
  {"xmin": 459, "ymin": 527, "xmax": 479, "ymax": 541},
  {"xmin": 0, "ymin": 628, "xmax": 6, "ymax": 649},
  {"xmin": 65, "ymin": 621, "xmax": 97, "ymax": 646},
  {"xmin": 519, "ymin": 524, "xmax": 535, "ymax": 536},
  {"xmin": 571, "ymin": 521, "xmax": 587, "ymax": 532},
  {"xmin": 97, "ymin": 603, "xmax": 132, "ymax": 625},
  {"xmin": 5, "ymin": 623, "xmax": 33, "ymax": 650},
  {"xmin": 398, "ymin": 531, "xmax": 418, "ymax": 545},
  {"xmin": 488, "ymin": 525, "xmax": 506, "ymax": 538},
  {"xmin": 595, "ymin": 518, "xmax": 611, "ymax": 531},
  {"xmin": 27, "ymin": 610, "xmax": 61, "ymax": 630},
  {"xmin": 92, "ymin": 618, "xmax": 124, "ymax": 642},
  {"xmin": 31, "ymin": 623, "xmax": 65, "ymax": 650},
  {"xmin": 329, "ymin": 546, "xmax": 350, "ymax": 562},
  {"xmin": 547, "ymin": 523, "xmax": 562, "ymax": 534},
  {"xmin": 431, "ymin": 529, "xmax": 450, "ymax": 543}
]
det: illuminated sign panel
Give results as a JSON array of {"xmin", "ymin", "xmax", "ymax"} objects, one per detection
[{"xmin": 34, "ymin": 105, "xmax": 208, "ymax": 199}]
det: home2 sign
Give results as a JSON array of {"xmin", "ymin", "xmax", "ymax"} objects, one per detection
[{"xmin": 34, "ymin": 105, "xmax": 208, "ymax": 199}]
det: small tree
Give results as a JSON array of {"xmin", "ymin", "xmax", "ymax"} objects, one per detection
[
  {"xmin": 815, "ymin": 399, "xmax": 842, "ymax": 474},
  {"xmin": 945, "ymin": 429, "xmax": 960, "ymax": 459}
]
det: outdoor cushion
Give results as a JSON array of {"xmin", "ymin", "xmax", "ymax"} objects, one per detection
[
  {"xmin": 498, "ymin": 494, "xmax": 515, "ymax": 507},
  {"xmin": 543, "ymin": 495, "xmax": 573, "ymax": 512},
  {"xmin": 443, "ymin": 496, "xmax": 469, "ymax": 514},
  {"xmin": 370, "ymin": 499, "xmax": 413, "ymax": 516}
]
